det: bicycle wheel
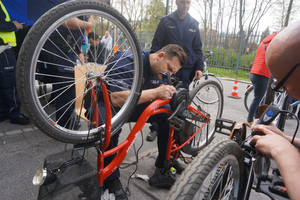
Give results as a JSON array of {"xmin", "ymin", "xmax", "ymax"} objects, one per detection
[
  {"xmin": 16, "ymin": 1, "xmax": 143, "ymax": 143},
  {"xmin": 167, "ymin": 139, "xmax": 245, "ymax": 200},
  {"xmin": 207, "ymin": 74, "xmax": 224, "ymax": 92},
  {"xmin": 244, "ymin": 85, "xmax": 253, "ymax": 112},
  {"xmin": 185, "ymin": 80, "xmax": 223, "ymax": 154},
  {"xmin": 191, "ymin": 74, "xmax": 223, "ymax": 92}
]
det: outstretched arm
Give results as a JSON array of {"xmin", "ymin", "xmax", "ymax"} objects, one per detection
[
  {"xmin": 110, "ymin": 85, "xmax": 176, "ymax": 107},
  {"xmin": 251, "ymin": 125, "xmax": 300, "ymax": 200},
  {"xmin": 62, "ymin": 15, "xmax": 94, "ymax": 30}
]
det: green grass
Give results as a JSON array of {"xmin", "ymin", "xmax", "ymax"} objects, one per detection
[{"xmin": 207, "ymin": 66, "xmax": 250, "ymax": 82}]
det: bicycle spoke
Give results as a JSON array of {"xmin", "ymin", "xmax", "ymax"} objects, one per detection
[{"xmin": 17, "ymin": 1, "xmax": 143, "ymax": 143}]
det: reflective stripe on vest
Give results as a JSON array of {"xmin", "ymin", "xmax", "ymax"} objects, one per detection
[{"xmin": 0, "ymin": 1, "xmax": 17, "ymax": 47}]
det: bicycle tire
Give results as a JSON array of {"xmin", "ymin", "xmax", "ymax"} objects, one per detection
[
  {"xmin": 192, "ymin": 74, "xmax": 223, "ymax": 92},
  {"xmin": 16, "ymin": 1, "xmax": 143, "ymax": 143},
  {"xmin": 244, "ymin": 85, "xmax": 253, "ymax": 112},
  {"xmin": 167, "ymin": 139, "xmax": 245, "ymax": 200},
  {"xmin": 183, "ymin": 80, "xmax": 223, "ymax": 155},
  {"xmin": 207, "ymin": 74, "xmax": 224, "ymax": 91}
]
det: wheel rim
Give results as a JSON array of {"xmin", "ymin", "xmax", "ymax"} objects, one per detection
[
  {"xmin": 188, "ymin": 82, "xmax": 223, "ymax": 150},
  {"xmin": 245, "ymin": 87, "xmax": 253, "ymax": 112},
  {"xmin": 23, "ymin": 4, "xmax": 142, "ymax": 141},
  {"xmin": 192, "ymin": 155, "xmax": 240, "ymax": 200}
]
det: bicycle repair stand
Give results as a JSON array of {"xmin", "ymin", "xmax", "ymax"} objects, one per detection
[
  {"xmin": 215, "ymin": 118, "xmax": 236, "ymax": 136},
  {"xmin": 36, "ymin": 146, "xmax": 101, "ymax": 200}
]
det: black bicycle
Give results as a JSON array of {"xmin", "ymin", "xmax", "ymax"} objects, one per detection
[{"xmin": 167, "ymin": 102, "xmax": 299, "ymax": 200}]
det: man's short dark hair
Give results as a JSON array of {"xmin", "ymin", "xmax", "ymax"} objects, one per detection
[
  {"xmin": 88, "ymin": 32, "xmax": 100, "ymax": 40},
  {"xmin": 157, "ymin": 44, "xmax": 187, "ymax": 67}
]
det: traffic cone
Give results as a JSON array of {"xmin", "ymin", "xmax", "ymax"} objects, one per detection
[{"xmin": 228, "ymin": 79, "xmax": 241, "ymax": 99}]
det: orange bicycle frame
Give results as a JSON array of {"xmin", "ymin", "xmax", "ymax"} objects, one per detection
[{"xmin": 95, "ymin": 83, "xmax": 210, "ymax": 186}]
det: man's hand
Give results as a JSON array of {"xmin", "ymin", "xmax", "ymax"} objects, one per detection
[
  {"xmin": 194, "ymin": 70, "xmax": 202, "ymax": 80},
  {"xmin": 154, "ymin": 85, "xmax": 176, "ymax": 100},
  {"xmin": 111, "ymin": 84, "xmax": 176, "ymax": 107},
  {"xmin": 250, "ymin": 124, "xmax": 290, "ymax": 157},
  {"xmin": 12, "ymin": 21, "xmax": 23, "ymax": 30}
]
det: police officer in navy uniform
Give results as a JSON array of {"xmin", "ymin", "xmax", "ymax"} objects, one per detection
[
  {"xmin": 147, "ymin": 0, "xmax": 204, "ymax": 141},
  {"xmin": 0, "ymin": 0, "xmax": 30, "ymax": 125}
]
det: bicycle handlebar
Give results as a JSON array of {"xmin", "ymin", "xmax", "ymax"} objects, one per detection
[
  {"xmin": 203, "ymin": 50, "xmax": 213, "ymax": 61},
  {"xmin": 161, "ymin": 72, "xmax": 182, "ymax": 89}
]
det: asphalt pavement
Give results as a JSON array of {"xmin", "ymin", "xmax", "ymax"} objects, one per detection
[{"xmin": 0, "ymin": 78, "xmax": 296, "ymax": 200}]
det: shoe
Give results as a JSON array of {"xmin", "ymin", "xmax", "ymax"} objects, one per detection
[
  {"xmin": 149, "ymin": 168, "xmax": 176, "ymax": 189},
  {"xmin": 146, "ymin": 130, "xmax": 157, "ymax": 141},
  {"xmin": 103, "ymin": 178, "xmax": 127, "ymax": 200},
  {"xmin": 170, "ymin": 159, "xmax": 186, "ymax": 174},
  {"xmin": 10, "ymin": 114, "xmax": 30, "ymax": 125}
]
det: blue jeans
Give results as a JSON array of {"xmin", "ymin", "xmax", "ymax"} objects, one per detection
[{"xmin": 247, "ymin": 74, "xmax": 269, "ymax": 122}]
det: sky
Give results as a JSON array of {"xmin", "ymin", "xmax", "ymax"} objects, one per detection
[{"xmin": 186, "ymin": 1, "xmax": 300, "ymax": 33}]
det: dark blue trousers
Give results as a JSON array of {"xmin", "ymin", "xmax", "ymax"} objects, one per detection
[
  {"xmin": 247, "ymin": 73, "xmax": 269, "ymax": 122},
  {"xmin": 0, "ymin": 49, "xmax": 21, "ymax": 119},
  {"xmin": 174, "ymin": 68, "xmax": 191, "ymax": 90}
]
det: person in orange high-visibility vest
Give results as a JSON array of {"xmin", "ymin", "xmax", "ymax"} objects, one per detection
[
  {"xmin": 0, "ymin": 1, "xmax": 30, "ymax": 125},
  {"xmin": 246, "ymin": 33, "xmax": 278, "ymax": 127}
]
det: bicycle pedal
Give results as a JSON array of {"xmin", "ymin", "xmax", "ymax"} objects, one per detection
[
  {"xmin": 215, "ymin": 118, "xmax": 236, "ymax": 136},
  {"xmin": 169, "ymin": 116, "xmax": 185, "ymax": 131}
]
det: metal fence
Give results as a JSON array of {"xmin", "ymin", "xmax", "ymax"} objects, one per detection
[{"xmin": 135, "ymin": 30, "xmax": 270, "ymax": 72}]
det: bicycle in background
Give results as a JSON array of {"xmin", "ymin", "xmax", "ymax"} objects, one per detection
[
  {"xmin": 244, "ymin": 78, "xmax": 298, "ymax": 128},
  {"xmin": 189, "ymin": 50, "xmax": 224, "ymax": 140},
  {"xmin": 244, "ymin": 84, "xmax": 254, "ymax": 112},
  {"xmin": 191, "ymin": 50, "xmax": 223, "ymax": 91}
]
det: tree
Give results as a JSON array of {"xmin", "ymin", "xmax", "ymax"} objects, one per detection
[
  {"xmin": 284, "ymin": 0, "xmax": 294, "ymax": 26},
  {"xmin": 143, "ymin": 0, "xmax": 165, "ymax": 31},
  {"xmin": 112, "ymin": 0, "xmax": 152, "ymax": 30},
  {"xmin": 272, "ymin": 0, "xmax": 299, "ymax": 28}
]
